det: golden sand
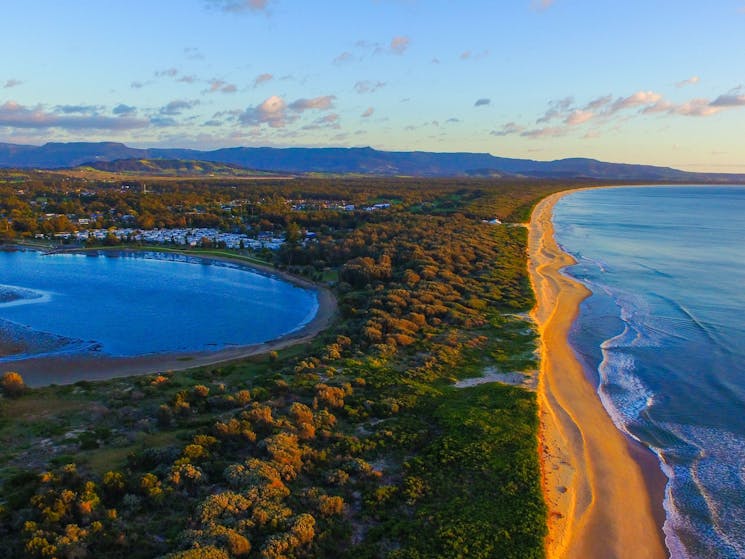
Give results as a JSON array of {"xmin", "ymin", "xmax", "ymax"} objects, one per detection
[{"xmin": 529, "ymin": 192, "xmax": 666, "ymax": 559}]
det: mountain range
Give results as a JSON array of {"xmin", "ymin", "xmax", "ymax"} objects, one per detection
[
  {"xmin": 77, "ymin": 158, "xmax": 280, "ymax": 177},
  {"xmin": 0, "ymin": 141, "xmax": 743, "ymax": 182}
]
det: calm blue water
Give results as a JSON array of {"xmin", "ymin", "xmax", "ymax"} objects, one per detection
[
  {"xmin": 553, "ymin": 186, "xmax": 745, "ymax": 559},
  {"xmin": 0, "ymin": 250, "xmax": 317, "ymax": 361}
]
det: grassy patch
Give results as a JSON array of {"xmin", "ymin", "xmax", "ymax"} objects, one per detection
[{"xmin": 357, "ymin": 384, "xmax": 545, "ymax": 559}]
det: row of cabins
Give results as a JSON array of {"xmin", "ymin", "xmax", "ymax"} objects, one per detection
[{"xmin": 48, "ymin": 227, "xmax": 288, "ymax": 250}]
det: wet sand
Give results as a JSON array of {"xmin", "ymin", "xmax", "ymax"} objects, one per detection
[
  {"xmin": 1, "ymin": 251, "xmax": 337, "ymax": 387},
  {"xmin": 528, "ymin": 191, "xmax": 667, "ymax": 559}
]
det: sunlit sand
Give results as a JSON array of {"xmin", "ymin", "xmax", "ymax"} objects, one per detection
[{"xmin": 529, "ymin": 192, "xmax": 666, "ymax": 559}]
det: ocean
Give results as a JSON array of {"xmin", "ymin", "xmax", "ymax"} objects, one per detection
[
  {"xmin": 0, "ymin": 250, "xmax": 317, "ymax": 362},
  {"xmin": 552, "ymin": 186, "xmax": 745, "ymax": 559}
]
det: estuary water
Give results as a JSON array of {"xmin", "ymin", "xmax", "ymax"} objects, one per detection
[
  {"xmin": 0, "ymin": 250, "xmax": 317, "ymax": 360},
  {"xmin": 553, "ymin": 186, "xmax": 745, "ymax": 559}
]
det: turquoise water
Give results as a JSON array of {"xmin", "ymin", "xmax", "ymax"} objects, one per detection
[
  {"xmin": 0, "ymin": 250, "xmax": 317, "ymax": 363},
  {"xmin": 553, "ymin": 186, "xmax": 745, "ymax": 559}
]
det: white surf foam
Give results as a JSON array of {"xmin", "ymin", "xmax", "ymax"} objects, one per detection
[{"xmin": 0, "ymin": 284, "xmax": 53, "ymax": 308}]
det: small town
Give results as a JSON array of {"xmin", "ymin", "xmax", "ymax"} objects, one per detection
[{"xmin": 50, "ymin": 227, "xmax": 287, "ymax": 250}]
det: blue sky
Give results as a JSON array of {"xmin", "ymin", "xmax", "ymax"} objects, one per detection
[{"xmin": 1, "ymin": 0, "xmax": 744, "ymax": 171}]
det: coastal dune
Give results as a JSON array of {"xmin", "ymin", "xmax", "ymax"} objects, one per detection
[{"xmin": 529, "ymin": 192, "xmax": 666, "ymax": 559}]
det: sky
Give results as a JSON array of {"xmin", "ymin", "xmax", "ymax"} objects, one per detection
[{"xmin": 1, "ymin": 0, "xmax": 744, "ymax": 172}]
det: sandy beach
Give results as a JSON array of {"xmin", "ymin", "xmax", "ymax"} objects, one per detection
[
  {"xmin": 529, "ymin": 192, "xmax": 667, "ymax": 559},
  {"xmin": 1, "ymin": 250, "xmax": 337, "ymax": 387}
]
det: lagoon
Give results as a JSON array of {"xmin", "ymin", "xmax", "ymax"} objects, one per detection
[{"xmin": 0, "ymin": 250, "xmax": 318, "ymax": 369}]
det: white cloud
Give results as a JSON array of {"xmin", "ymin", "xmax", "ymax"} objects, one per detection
[
  {"xmin": 474, "ymin": 98, "xmax": 491, "ymax": 107},
  {"xmin": 676, "ymin": 76, "xmax": 701, "ymax": 88},
  {"xmin": 521, "ymin": 126, "xmax": 565, "ymax": 138},
  {"xmin": 253, "ymin": 73, "xmax": 274, "ymax": 87},
  {"xmin": 239, "ymin": 95, "xmax": 336, "ymax": 129},
  {"xmin": 532, "ymin": 0, "xmax": 555, "ymax": 11},
  {"xmin": 155, "ymin": 68, "xmax": 201, "ymax": 86},
  {"xmin": 160, "ymin": 99, "xmax": 199, "ymax": 115},
  {"xmin": 491, "ymin": 122, "xmax": 525, "ymax": 136},
  {"xmin": 496, "ymin": 85, "xmax": 745, "ymax": 142},
  {"xmin": 333, "ymin": 51, "xmax": 355, "ymax": 65},
  {"xmin": 288, "ymin": 96, "xmax": 336, "ymax": 111},
  {"xmin": 205, "ymin": 79, "xmax": 237, "ymax": 94},
  {"xmin": 609, "ymin": 91, "xmax": 663, "ymax": 114},
  {"xmin": 113, "ymin": 104, "xmax": 137, "ymax": 116},
  {"xmin": 673, "ymin": 98, "xmax": 722, "ymax": 117},
  {"xmin": 354, "ymin": 80, "xmax": 386, "ymax": 94},
  {"xmin": 3, "ymin": 79, "xmax": 22, "ymax": 89},
  {"xmin": 460, "ymin": 50, "xmax": 489, "ymax": 61},
  {"xmin": 565, "ymin": 110, "xmax": 594, "ymax": 126},
  {"xmin": 641, "ymin": 99, "xmax": 674, "ymax": 114},
  {"xmin": 361, "ymin": 107, "xmax": 375, "ymax": 118},
  {"xmin": 302, "ymin": 113, "xmax": 340, "ymax": 130},
  {"xmin": 710, "ymin": 90, "xmax": 745, "ymax": 107},
  {"xmin": 0, "ymin": 101, "xmax": 148, "ymax": 130},
  {"xmin": 390, "ymin": 36, "xmax": 411, "ymax": 55},
  {"xmin": 206, "ymin": 0, "xmax": 270, "ymax": 12},
  {"xmin": 352, "ymin": 36, "xmax": 411, "ymax": 57},
  {"xmin": 240, "ymin": 95, "xmax": 289, "ymax": 128},
  {"xmin": 583, "ymin": 94, "xmax": 612, "ymax": 111},
  {"xmin": 55, "ymin": 104, "xmax": 101, "ymax": 115},
  {"xmin": 537, "ymin": 96, "xmax": 574, "ymax": 123}
]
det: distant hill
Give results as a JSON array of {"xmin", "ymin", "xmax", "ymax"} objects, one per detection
[
  {"xmin": 0, "ymin": 141, "xmax": 743, "ymax": 182},
  {"xmin": 77, "ymin": 158, "xmax": 278, "ymax": 177},
  {"xmin": 0, "ymin": 142, "xmax": 147, "ymax": 168}
]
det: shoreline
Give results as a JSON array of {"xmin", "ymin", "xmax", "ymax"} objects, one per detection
[
  {"xmin": 528, "ymin": 191, "xmax": 667, "ymax": 559},
  {"xmin": 2, "ymin": 244, "xmax": 313, "ymax": 290},
  {"xmin": 1, "ymin": 249, "xmax": 337, "ymax": 388}
]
